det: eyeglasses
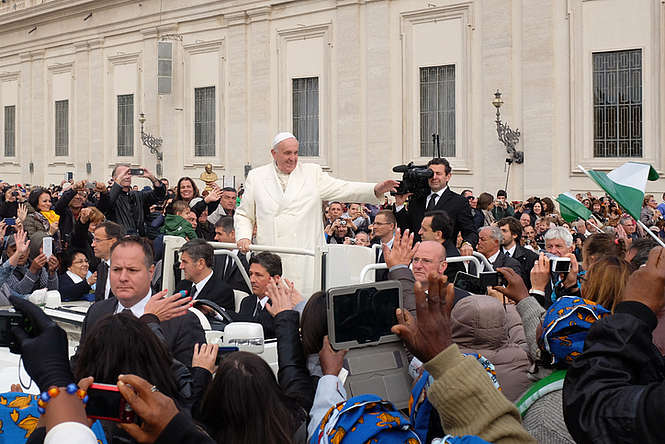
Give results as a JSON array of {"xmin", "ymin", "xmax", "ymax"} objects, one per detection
[
  {"xmin": 466, "ymin": 196, "xmax": 475, "ymax": 200},
  {"xmin": 412, "ymin": 257, "xmax": 443, "ymax": 265}
]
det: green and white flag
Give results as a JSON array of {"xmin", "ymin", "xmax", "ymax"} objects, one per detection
[
  {"xmin": 580, "ymin": 162, "xmax": 659, "ymax": 221},
  {"xmin": 556, "ymin": 192, "xmax": 592, "ymax": 223}
]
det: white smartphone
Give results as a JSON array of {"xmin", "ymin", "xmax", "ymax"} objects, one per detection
[{"xmin": 42, "ymin": 236, "xmax": 53, "ymax": 258}]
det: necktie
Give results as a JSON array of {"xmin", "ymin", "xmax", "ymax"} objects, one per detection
[
  {"xmin": 505, "ymin": 251, "xmax": 511, "ymax": 258},
  {"xmin": 122, "ymin": 308, "xmax": 134, "ymax": 316},
  {"xmin": 426, "ymin": 194, "xmax": 438, "ymax": 212},
  {"xmin": 190, "ymin": 285, "xmax": 197, "ymax": 300}
]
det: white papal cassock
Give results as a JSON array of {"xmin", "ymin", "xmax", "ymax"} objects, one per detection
[{"xmin": 234, "ymin": 162, "xmax": 380, "ymax": 296}]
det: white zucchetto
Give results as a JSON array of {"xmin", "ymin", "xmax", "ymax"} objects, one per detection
[{"xmin": 271, "ymin": 132, "xmax": 296, "ymax": 148}]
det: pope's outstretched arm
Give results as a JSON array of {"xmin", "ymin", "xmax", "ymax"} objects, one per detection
[
  {"xmin": 318, "ymin": 167, "xmax": 381, "ymax": 204},
  {"xmin": 234, "ymin": 170, "xmax": 256, "ymax": 252}
]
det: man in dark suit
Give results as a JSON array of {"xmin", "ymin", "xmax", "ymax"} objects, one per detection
[
  {"xmin": 75, "ymin": 236, "xmax": 205, "ymax": 368},
  {"xmin": 91, "ymin": 221, "xmax": 125, "ymax": 301},
  {"xmin": 498, "ymin": 217, "xmax": 539, "ymax": 288},
  {"xmin": 370, "ymin": 210, "xmax": 396, "ymax": 282},
  {"xmin": 237, "ymin": 251, "xmax": 283, "ymax": 338},
  {"xmin": 212, "ymin": 216, "xmax": 251, "ymax": 294},
  {"xmin": 394, "ymin": 158, "xmax": 478, "ymax": 249},
  {"xmin": 175, "ymin": 238, "xmax": 235, "ymax": 311},
  {"xmin": 417, "ymin": 210, "xmax": 465, "ymax": 283},
  {"xmin": 475, "ymin": 226, "xmax": 522, "ymax": 276}
]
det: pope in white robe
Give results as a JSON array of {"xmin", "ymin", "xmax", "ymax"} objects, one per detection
[{"xmin": 234, "ymin": 132, "xmax": 398, "ymax": 297}]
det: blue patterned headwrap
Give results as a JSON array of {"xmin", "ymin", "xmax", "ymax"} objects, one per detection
[{"xmin": 541, "ymin": 296, "xmax": 610, "ymax": 365}]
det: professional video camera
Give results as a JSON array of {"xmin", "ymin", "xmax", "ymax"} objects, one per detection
[
  {"xmin": 392, "ymin": 133, "xmax": 444, "ymax": 199},
  {"xmin": 391, "ymin": 162, "xmax": 433, "ymax": 199}
]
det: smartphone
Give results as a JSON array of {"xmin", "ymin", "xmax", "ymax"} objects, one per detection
[
  {"xmin": 479, "ymin": 271, "xmax": 508, "ymax": 288},
  {"xmin": 3, "ymin": 218, "xmax": 15, "ymax": 226},
  {"xmin": 86, "ymin": 383, "xmax": 135, "ymax": 423},
  {"xmin": 42, "ymin": 237, "xmax": 53, "ymax": 259},
  {"xmin": 66, "ymin": 172, "xmax": 73, "ymax": 181},
  {"xmin": 453, "ymin": 272, "xmax": 486, "ymax": 295},
  {"xmin": 215, "ymin": 346, "xmax": 239, "ymax": 365},
  {"xmin": 129, "ymin": 168, "xmax": 144, "ymax": 176}
]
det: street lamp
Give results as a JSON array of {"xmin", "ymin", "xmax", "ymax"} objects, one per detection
[
  {"xmin": 492, "ymin": 90, "xmax": 523, "ymax": 164},
  {"xmin": 138, "ymin": 112, "xmax": 163, "ymax": 176}
]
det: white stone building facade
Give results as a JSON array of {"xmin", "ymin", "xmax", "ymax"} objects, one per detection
[{"xmin": 0, "ymin": 0, "xmax": 663, "ymax": 198}]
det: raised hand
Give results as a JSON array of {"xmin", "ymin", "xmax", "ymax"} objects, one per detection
[
  {"xmin": 622, "ymin": 246, "xmax": 665, "ymax": 314},
  {"xmin": 530, "ymin": 253, "xmax": 550, "ymax": 293},
  {"xmin": 192, "ymin": 343, "xmax": 218, "ymax": 374},
  {"xmin": 494, "ymin": 267, "xmax": 529, "ymax": 303},
  {"xmin": 117, "ymin": 374, "xmax": 179, "ymax": 443},
  {"xmin": 265, "ymin": 277, "xmax": 295, "ymax": 317},
  {"xmin": 319, "ymin": 336, "xmax": 347, "ymax": 376},
  {"xmin": 374, "ymin": 179, "xmax": 400, "ymax": 197},
  {"xmin": 47, "ymin": 255, "xmax": 59, "ymax": 275},
  {"xmin": 30, "ymin": 253, "xmax": 48, "ymax": 274},
  {"xmin": 204, "ymin": 187, "xmax": 222, "ymax": 203},
  {"xmin": 16, "ymin": 203, "xmax": 27, "ymax": 222},
  {"xmin": 382, "ymin": 228, "xmax": 418, "ymax": 268},
  {"xmin": 391, "ymin": 272, "xmax": 455, "ymax": 363},
  {"xmin": 144, "ymin": 289, "xmax": 193, "ymax": 322}
]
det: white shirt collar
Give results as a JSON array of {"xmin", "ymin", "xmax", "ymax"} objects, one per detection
[
  {"xmin": 194, "ymin": 269, "xmax": 214, "ymax": 297},
  {"xmin": 115, "ymin": 289, "xmax": 152, "ymax": 317},
  {"xmin": 258, "ymin": 295, "xmax": 269, "ymax": 309},
  {"xmin": 66, "ymin": 270, "xmax": 84, "ymax": 284},
  {"xmin": 488, "ymin": 250, "xmax": 501, "ymax": 263},
  {"xmin": 503, "ymin": 244, "xmax": 517, "ymax": 257},
  {"xmin": 104, "ymin": 259, "xmax": 111, "ymax": 299},
  {"xmin": 430, "ymin": 186, "xmax": 448, "ymax": 199}
]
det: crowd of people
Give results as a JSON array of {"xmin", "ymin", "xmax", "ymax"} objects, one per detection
[{"xmin": 2, "ymin": 142, "xmax": 665, "ymax": 443}]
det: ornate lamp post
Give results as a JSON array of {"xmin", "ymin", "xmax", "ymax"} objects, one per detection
[
  {"xmin": 492, "ymin": 90, "xmax": 523, "ymax": 165},
  {"xmin": 138, "ymin": 112, "xmax": 163, "ymax": 177}
]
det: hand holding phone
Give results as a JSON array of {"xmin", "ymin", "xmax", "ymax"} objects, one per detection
[
  {"xmin": 116, "ymin": 374, "xmax": 179, "ymax": 442},
  {"xmin": 86, "ymin": 383, "xmax": 135, "ymax": 423},
  {"xmin": 42, "ymin": 237, "xmax": 53, "ymax": 259},
  {"xmin": 129, "ymin": 168, "xmax": 145, "ymax": 176}
]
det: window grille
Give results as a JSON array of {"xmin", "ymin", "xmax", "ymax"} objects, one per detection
[
  {"xmin": 420, "ymin": 65, "xmax": 455, "ymax": 157},
  {"xmin": 117, "ymin": 94, "xmax": 134, "ymax": 157},
  {"xmin": 194, "ymin": 86, "xmax": 215, "ymax": 156},
  {"xmin": 292, "ymin": 77, "xmax": 319, "ymax": 156},
  {"xmin": 55, "ymin": 100, "xmax": 68, "ymax": 156},
  {"xmin": 4, "ymin": 105, "xmax": 15, "ymax": 157},
  {"xmin": 593, "ymin": 49, "xmax": 642, "ymax": 157}
]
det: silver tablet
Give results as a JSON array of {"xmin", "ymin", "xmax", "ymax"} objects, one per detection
[{"xmin": 326, "ymin": 280, "xmax": 403, "ymax": 351}]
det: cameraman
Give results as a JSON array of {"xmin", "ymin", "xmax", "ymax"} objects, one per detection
[{"xmin": 394, "ymin": 158, "xmax": 477, "ymax": 249}]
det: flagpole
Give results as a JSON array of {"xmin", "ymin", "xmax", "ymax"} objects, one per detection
[{"xmin": 636, "ymin": 220, "xmax": 665, "ymax": 248}]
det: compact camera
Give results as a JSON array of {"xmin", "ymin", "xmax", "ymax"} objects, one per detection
[{"xmin": 544, "ymin": 253, "xmax": 572, "ymax": 273}]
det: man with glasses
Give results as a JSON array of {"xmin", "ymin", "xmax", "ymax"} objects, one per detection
[
  {"xmin": 91, "ymin": 221, "xmax": 126, "ymax": 301},
  {"xmin": 371, "ymin": 210, "xmax": 396, "ymax": 281},
  {"xmin": 619, "ymin": 214, "xmax": 641, "ymax": 243},
  {"xmin": 382, "ymin": 231, "xmax": 469, "ymax": 317}
]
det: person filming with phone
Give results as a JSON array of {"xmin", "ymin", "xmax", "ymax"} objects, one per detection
[{"xmin": 99, "ymin": 165, "xmax": 166, "ymax": 237}]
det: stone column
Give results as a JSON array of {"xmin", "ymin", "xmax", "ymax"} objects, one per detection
[
  {"xmin": 225, "ymin": 11, "xmax": 249, "ymax": 178},
  {"xmin": 334, "ymin": 1, "xmax": 363, "ymax": 179},
  {"xmin": 74, "ymin": 41, "xmax": 91, "ymax": 179},
  {"xmin": 88, "ymin": 39, "xmax": 105, "ymax": 179},
  {"xmin": 247, "ymin": 6, "xmax": 271, "ymax": 184}
]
